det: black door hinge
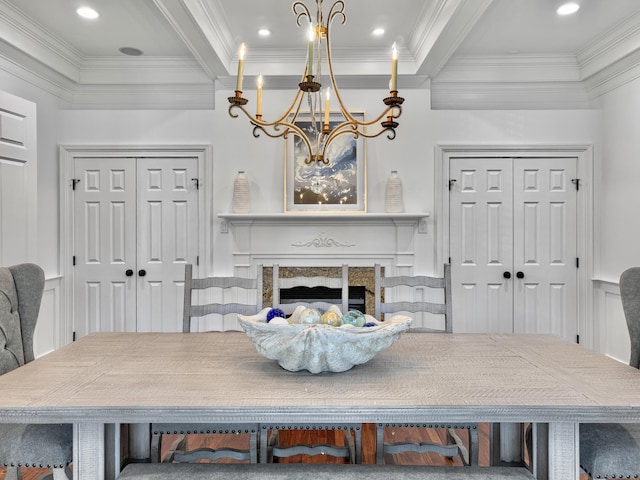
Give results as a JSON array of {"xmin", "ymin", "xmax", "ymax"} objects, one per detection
[
  {"xmin": 71, "ymin": 178, "xmax": 80, "ymax": 190},
  {"xmin": 73, "ymin": 255, "xmax": 76, "ymax": 266},
  {"xmin": 196, "ymin": 255, "xmax": 200, "ymax": 266},
  {"xmin": 576, "ymin": 334, "xmax": 580, "ymax": 344},
  {"xmin": 576, "ymin": 257, "xmax": 579, "ymax": 268},
  {"xmin": 73, "ymin": 331, "xmax": 76, "ymax": 342},
  {"xmin": 571, "ymin": 178, "xmax": 580, "ymax": 191}
]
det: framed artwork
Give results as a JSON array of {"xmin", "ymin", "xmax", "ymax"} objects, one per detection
[{"xmin": 284, "ymin": 111, "xmax": 366, "ymax": 213}]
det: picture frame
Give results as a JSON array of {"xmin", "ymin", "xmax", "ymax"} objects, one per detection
[{"xmin": 284, "ymin": 111, "xmax": 366, "ymax": 213}]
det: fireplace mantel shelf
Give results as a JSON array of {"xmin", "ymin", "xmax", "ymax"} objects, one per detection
[
  {"xmin": 218, "ymin": 212, "xmax": 429, "ymax": 221},
  {"xmin": 218, "ymin": 212, "xmax": 430, "ymax": 234}
]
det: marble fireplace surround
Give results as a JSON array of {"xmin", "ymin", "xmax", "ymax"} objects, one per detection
[{"xmin": 219, "ymin": 213, "xmax": 429, "ymax": 315}]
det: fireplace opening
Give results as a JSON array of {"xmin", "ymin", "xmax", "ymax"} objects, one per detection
[
  {"xmin": 279, "ymin": 286, "xmax": 366, "ymax": 313},
  {"xmin": 261, "ymin": 266, "xmax": 375, "ymax": 315}
]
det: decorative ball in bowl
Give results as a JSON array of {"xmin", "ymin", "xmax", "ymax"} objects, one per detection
[{"xmin": 237, "ymin": 305, "xmax": 412, "ymax": 374}]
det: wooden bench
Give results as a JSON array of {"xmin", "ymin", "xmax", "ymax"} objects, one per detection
[{"xmin": 118, "ymin": 463, "xmax": 536, "ymax": 479}]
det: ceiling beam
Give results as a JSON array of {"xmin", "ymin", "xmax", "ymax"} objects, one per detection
[
  {"xmin": 152, "ymin": 0, "xmax": 229, "ymax": 79},
  {"xmin": 413, "ymin": 0, "xmax": 493, "ymax": 78}
]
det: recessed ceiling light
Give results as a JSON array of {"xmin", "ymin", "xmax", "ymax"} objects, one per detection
[
  {"xmin": 258, "ymin": 28, "xmax": 271, "ymax": 37},
  {"xmin": 557, "ymin": 2, "xmax": 580, "ymax": 15},
  {"xmin": 372, "ymin": 28, "xmax": 385, "ymax": 36},
  {"xmin": 76, "ymin": 6, "xmax": 99, "ymax": 20},
  {"xmin": 119, "ymin": 47, "xmax": 144, "ymax": 56}
]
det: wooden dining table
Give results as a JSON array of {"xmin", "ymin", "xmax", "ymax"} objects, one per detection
[{"xmin": 0, "ymin": 331, "xmax": 639, "ymax": 480}]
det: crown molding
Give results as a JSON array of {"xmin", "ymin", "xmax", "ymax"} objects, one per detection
[
  {"xmin": 69, "ymin": 83, "xmax": 215, "ymax": 110},
  {"xmin": 78, "ymin": 56, "xmax": 212, "ymax": 85},
  {"xmin": 431, "ymin": 81, "xmax": 591, "ymax": 110},
  {"xmin": 0, "ymin": 48, "xmax": 74, "ymax": 105},
  {"xmin": 584, "ymin": 48, "xmax": 640, "ymax": 100},
  {"xmin": 216, "ymin": 74, "xmax": 429, "ymax": 91},
  {"xmin": 436, "ymin": 54, "xmax": 581, "ymax": 83},
  {"xmin": 0, "ymin": 0, "xmax": 82, "ymax": 82},
  {"xmin": 578, "ymin": 9, "xmax": 640, "ymax": 80}
]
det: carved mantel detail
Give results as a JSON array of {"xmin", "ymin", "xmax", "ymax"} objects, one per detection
[{"xmin": 291, "ymin": 232, "xmax": 355, "ymax": 248}]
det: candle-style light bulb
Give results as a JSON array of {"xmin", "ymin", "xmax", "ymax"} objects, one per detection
[
  {"xmin": 236, "ymin": 43, "xmax": 246, "ymax": 92},
  {"xmin": 256, "ymin": 74, "xmax": 263, "ymax": 117},
  {"xmin": 307, "ymin": 24, "xmax": 315, "ymax": 77},
  {"xmin": 324, "ymin": 88, "xmax": 331, "ymax": 128},
  {"xmin": 390, "ymin": 43, "xmax": 398, "ymax": 92}
]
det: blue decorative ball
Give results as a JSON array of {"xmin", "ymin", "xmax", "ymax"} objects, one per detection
[{"xmin": 266, "ymin": 308, "xmax": 285, "ymax": 322}]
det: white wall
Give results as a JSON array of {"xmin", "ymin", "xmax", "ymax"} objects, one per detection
[
  {"xmin": 590, "ymin": 75, "xmax": 640, "ymax": 363},
  {"xmin": 0, "ymin": 61, "xmax": 62, "ymax": 276},
  {"xmin": 57, "ymin": 85, "xmax": 600, "ymax": 275},
  {"xmin": 598, "ymin": 76, "xmax": 640, "ymax": 278},
  {"xmin": 2, "ymin": 64, "xmax": 614, "ymax": 353}
]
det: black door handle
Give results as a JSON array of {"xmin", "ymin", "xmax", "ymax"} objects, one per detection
[
  {"xmin": 516, "ymin": 271, "xmax": 524, "ymax": 279},
  {"xmin": 503, "ymin": 271, "xmax": 511, "ymax": 279},
  {"xmin": 138, "ymin": 269, "xmax": 146, "ymax": 277},
  {"xmin": 125, "ymin": 269, "xmax": 134, "ymax": 277}
]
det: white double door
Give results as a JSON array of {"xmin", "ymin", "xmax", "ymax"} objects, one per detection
[
  {"xmin": 73, "ymin": 156, "xmax": 198, "ymax": 337},
  {"xmin": 449, "ymin": 157, "xmax": 578, "ymax": 340}
]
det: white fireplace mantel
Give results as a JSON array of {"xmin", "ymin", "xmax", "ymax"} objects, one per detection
[
  {"xmin": 218, "ymin": 212, "xmax": 430, "ymax": 234},
  {"xmin": 218, "ymin": 212, "xmax": 430, "ymax": 272}
]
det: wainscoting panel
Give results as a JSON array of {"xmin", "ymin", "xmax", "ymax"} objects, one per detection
[
  {"xmin": 34, "ymin": 276, "xmax": 64, "ymax": 358},
  {"xmin": 593, "ymin": 279, "xmax": 628, "ymax": 364}
]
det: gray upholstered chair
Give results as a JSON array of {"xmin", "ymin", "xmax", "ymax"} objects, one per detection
[
  {"xmin": 374, "ymin": 264, "xmax": 479, "ymax": 466},
  {"xmin": 150, "ymin": 263, "xmax": 262, "ymax": 463},
  {"xmin": 263, "ymin": 265, "xmax": 361, "ymax": 463},
  {"xmin": 0, "ymin": 263, "xmax": 72, "ymax": 480},
  {"xmin": 580, "ymin": 267, "xmax": 640, "ymax": 478}
]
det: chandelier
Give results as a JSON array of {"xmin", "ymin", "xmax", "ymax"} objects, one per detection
[{"xmin": 227, "ymin": 0, "xmax": 404, "ymax": 165}]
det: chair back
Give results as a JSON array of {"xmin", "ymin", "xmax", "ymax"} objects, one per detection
[
  {"xmin": 0, "ymin": 263, "xmax": 44, "ymax": 373},
  {"xmin": 272, "ymin": 265, "xmax": 349, "ymax": 315},
  {"xmin": 621, "ymin": 267, "xmax": 640, "ymax": 369},
  {"xmin": 182, "ymin": 264, "xmax": 263, "ymax": 332},
  {"xmin": 374, "ymin": 263, "xmax": 452, "ymax": 333}
]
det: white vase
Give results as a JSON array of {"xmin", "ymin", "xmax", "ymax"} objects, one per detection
[
  {"xmin": 385, "ymin": 170, "xmax": 403, "ymax": 213},
  {"xmin": 232, "ymin": 170, "xmax": 250, "ymax": 213}
]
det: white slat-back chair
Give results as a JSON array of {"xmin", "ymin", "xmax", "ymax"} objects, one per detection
[
  {"xmin": 261, "ymin": 264, "xmax": 362, "ymax": 464},
  {"xmin": 150, "ymin": 263, "xmax": 263, "ymax": 464},
  {"xmin": 374, "ymin": 263, "xmax": 479, "ymax": 467}
]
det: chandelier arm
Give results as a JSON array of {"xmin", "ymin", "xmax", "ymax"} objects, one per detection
[
  {"xmin": 327, "ymin": 121, "xmax": 399, "ymax": 141},
  {"xmin": 327, "ymin": 1, "xmax": 346, "ymax": 26},
  {"xmin": 323, "ymin": 123, "xmax": 358, "ymax": 148},
  {"xmin": 293, "ymin": 1, "xmax": 312, "ymax": 26}
]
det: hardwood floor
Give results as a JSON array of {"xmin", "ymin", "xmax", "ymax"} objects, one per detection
[{"xmin": 0, "ymin": 423, "xmax": 589, "ymax": 479}]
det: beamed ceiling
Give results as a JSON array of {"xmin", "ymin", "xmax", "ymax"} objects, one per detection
[{"xmin": 1, "ymin": 0, "xmax": 640, "ymax": 109}]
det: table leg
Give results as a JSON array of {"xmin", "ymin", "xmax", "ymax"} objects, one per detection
[
  {"xmin": 74, "ymin": 423, "xmax": 105, "ymax": 480},
  {"xmin": 548, "ymin": 422, "xmax": 579, "ymax": 480},
  {"xmin": 104, "ymin": 423, "xmax": 120, "ymax": 480}
]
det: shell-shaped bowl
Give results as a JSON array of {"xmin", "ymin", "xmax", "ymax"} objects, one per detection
[{"xmin": 238, "ymin": 306, "xmax": 412, "ymax": 373}]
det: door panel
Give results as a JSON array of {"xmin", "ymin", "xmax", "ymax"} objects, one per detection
[
  {"xmin": 74, "ymin": 156, "xmax": 198, "ymax": 336},
  {"xmin": 513, "ymin": 158, "xmax": 577, "ymax": 338},
  {"xmin": 450, "ymin": 156, "xmax": 577, "ymax": 340},
  {"xmin": 74, "ymin": 158, "xmax": 137, "ymax": 337},
  {"xmin": 450, "ymin": 158, "xmax": 513, "ymax": 333},
  {"xmin": 136, "ymin": 157, "xmax": 198, "ymax": 332}
]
